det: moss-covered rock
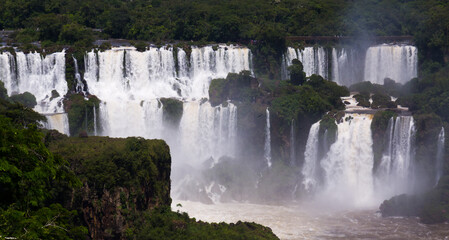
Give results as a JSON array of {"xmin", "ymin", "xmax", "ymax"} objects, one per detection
[
  {"xmin": 354, "ymin": 93, "xmax": 371, "ymax": 108},
  {"xmin": 379, "ymin": 176, "xmax": 449, "ymax": 224},
  {"xmin": 371, "ymin": 93, "xmax": 396, "ymax": 109},
  {"xmin": 64, "ymin": 94, "xmax": 100, "ymax": 136},
  {"xmin": 48, "ymin": 136, "xmax": 172, "ymax": 239},
  {"xmin": 160, "ymin": 98, "xmax": 183, "ymax": 128},
  {"xmin": 209, "ymin": 71, "xmax": 259, "ymax": 106},
  {"xmin": 319, "ymin": 113, "xmax": 338, "ymax": 154}
]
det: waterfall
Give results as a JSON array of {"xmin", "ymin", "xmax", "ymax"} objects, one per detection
[
  {"xmin": 435, "ymin": 127, "xmax": 445, "ymax": 185},
  {"xmin": 320, "ymin": 114, "xmax": 374, "ymax": 207},
  {"xmin": 375, "ymin": 116, "xmax": 416, "ymax": 198},
  {"xmin": 0, "ymin": 51, "xmax": 67, "ymax": 114},
  {"xmin": 364, "ymin": 44, "xmax": 418, "ymax": 85},
  {"xmin": 377, "ymin": 117, "xmax": 395, "ymax": 178},
  {"xmin": 331, "ymin": 48, "xmax": 363, "ymax": 86},
  {"xmin": 73, "ymin": 56, "xmax": 86, "ymax": 95},
  {"xmin": 93, "ymin": 106, "xmax": 97, "ymax": 136},
  {"xmin": 302, "ymin": 122, "xmax": 321, "ymax": 191},
  {"xmin": 0, "ymin": 50, "xmax": 68, "ymax": 134},
  {"xmin": 86, "ymin": 45, "xmax": 248, "ymax": 171},
  {"xmin": 290, "ymin": 119, "xmax": 296, "ymax": 166},
  {"xmin": 264, "ymin": 107, "xmax": 272, "ymax": 168},
  {"xmin": 44, "ymin": 113, "xmax": 70, "ymax": 136},
  {"xmin": 84, "ymin": 45, "xmax": 251, "ymax": 100},
  {"xmin": 283, "ymin": 44, "xmax": 418, "ymax": 86},
  {"xmin": 282, "ymin": 47, "xmax": 328, "ymax": 80}
]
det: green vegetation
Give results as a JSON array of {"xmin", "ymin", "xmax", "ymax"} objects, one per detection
[
  {"xmin": 371, "ymin": 93, "xmax": 396, "ymax": 109},
  {"xmin": 209, "ymin": 71, "xmax": 259, "ymax": 107},
  {"xmin": 0, "ymin": 91, "xmax": 86, "ymax": 239},
  {"xmin": 353, "ymin": 93, "xmax": 370, "ymax": 108},
  {"xmin": 9, "ymin": 92, "xmax": 37, "ymax": 108},
  {"xmin": 134, "ymin": 207, "xmax": 279, "ymax": 240},
  {"xmin": 64, "ymin": 94, "xmax": 100, "ymax": 136},
  {"xmin": 288, "ymin": 59, "xmax": 306, "ymax": 85},
  {"xmin": 2, "ymin": 0, "xmax": 449, "ymax": 78},
  {"xmin": 160, "ymin": 98, "xmax": 183, "ymax": 128}
]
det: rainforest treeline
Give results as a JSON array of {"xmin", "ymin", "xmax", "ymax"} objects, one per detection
[{"xmin": 1, "ymin": 0, "xmax": 448, "ymax": 62}]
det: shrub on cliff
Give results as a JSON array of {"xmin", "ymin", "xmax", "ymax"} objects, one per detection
[
  {"xmin": 9, "ymin": 92, "xmax": 37, "ymax": 108},
  {"xmin": 288, "ymin": 59, "xmax": 306, "ymax": 85},
  {"xmin": 305, "ymin": 74, "xmax": 349, "ymax": 110}
]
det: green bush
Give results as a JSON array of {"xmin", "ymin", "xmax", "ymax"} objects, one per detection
[{"xmin": 9, "ymin": 92, "xmax": 37, "ymax": 108}]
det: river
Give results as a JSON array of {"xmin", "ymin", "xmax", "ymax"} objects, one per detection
[{"xmin": 173, "ymin": 200, "xmax": 449, "ymax": 240}]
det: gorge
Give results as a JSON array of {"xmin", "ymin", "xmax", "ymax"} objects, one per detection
[{"xmin": 0, "ymin": 42, "xmax": 448, "ymax": 239}]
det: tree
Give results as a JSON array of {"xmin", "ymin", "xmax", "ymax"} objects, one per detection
[{"xmin": 288, "ymin": 59, "xmax": 306, "ymax": 85}]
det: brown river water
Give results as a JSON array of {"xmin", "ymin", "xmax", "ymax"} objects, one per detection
[{"xmin": 172, "ymin": 200, "xmax": 449, "ymax": 240}]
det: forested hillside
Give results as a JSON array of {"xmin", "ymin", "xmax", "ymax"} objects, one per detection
[{"xmin": 1, "ymin": 0, "xmax": 448, "ymax": 61}]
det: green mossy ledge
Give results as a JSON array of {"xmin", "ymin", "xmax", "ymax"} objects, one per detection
[
  {"xmin": 209, "ymin": 70, "xmax": 259, "ymax": 107},
  {"xmin": 46, "ymin": 134, "xmax": 279, "ymax": 239}
]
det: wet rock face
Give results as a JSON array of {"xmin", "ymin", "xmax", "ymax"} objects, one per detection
[{"xmin": 48, "ymin": 136, "xmax": 171, "ymax": 239}]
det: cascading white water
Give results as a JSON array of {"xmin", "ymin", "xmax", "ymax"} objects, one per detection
[
  {"xmin": 302, "ymin": 114, "xmax": 418, "ymax": 207},
  {"xmin": 331, "ymin": 48, "xmax": 362, "ymax": 86},
  {"xmin": 44, "ymin": 113, "xmax": 70, "ymax": 136},
  {"xmin": 84, "ymin": 45, "xmax": 249, "ymax": 200},
  {"xmin": 264, "ymin": 107, "xmax": 272, "ymax": 168},
  {"xmin": 0, "ymin": 51, "xmax": 68, "ymax": 134},
  {"xmin": 0, "ymin": 51, "xmax": 67, "ymax": 114},
  {"xmin": 84, "ymin": 45, "xmax": 251, "ymax": 100},
  {"xmin": 435, "ymin": 127, "xmax": 445, "ymax": 185},
  {"xmin": 320, "ymin": 114, "xmax": 375, "ymax": 207},
  {"xmin": 283, "ymin": 45, "xmax": 418, "ymax": 86},
  {"xmin": 375, "ymin": 116, "xmax": 416, "ymax": 198},
  {"xmin": 302, "ymin": 122, "xmax": 321, "ymax": 191},
  {"xmin": 282, "ymin": 47, "xmax": 328, "ymax": 80},
  {"xmin": 73, "ymin": 56, "xmax": 85, "ymax": 95},
  {"xmin": 364, "ymin": 44, "xmax": 418, "ymax": 85}
]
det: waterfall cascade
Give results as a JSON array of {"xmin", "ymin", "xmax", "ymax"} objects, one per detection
[
  {"xmin": 364, "ymin": 45, "xmax": 418, "ymax": 85},
  {"xmin": 264, "ymin": 107, "xmax": 272, "ymax": 168},
  {"xmin": 302, "ymin": 114, "xmax": 417, "ymax": 207},
  {"xmin": 282, "ymin": 47, "xmax": 328, "ymax": 80},
  {"xmin": 376, "ymin": 116, "xmax": 416, "ymax": 198},
  {"xmin": 43, "ymin": 113, "xmax": 70, "ymax": 136},
  {"xmin": 302, "ymin": 122, "xmax": 321, "ymax": 191},
  {"xmin": 0, "ymin": 51, "xmax": 68, "ymax": 134},
  {"xmin": 73, "ymin": 56, "xmax": 86, "ymax": 95},
  {"xmin": 0, "ymin": 51, "xmax": 67, "ymax": 113},
  {"xmin": 84, "ymin": 45, "xmax": 251, "ymax": 100},
  {"xmin": 283, "ymin": 44, "xmax": 418, "ymax": 86},
  {"xmin": 83, "ymin": 45, "xmax": 249, "ymax": 171},
  {"xmin": 435, "ymin": 127, "xmax": 445, "ymax": 185}
]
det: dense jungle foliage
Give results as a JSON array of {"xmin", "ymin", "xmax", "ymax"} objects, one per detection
[{"xmin": 1, "ymin": 0, "xmax": 449, "ymax": 75}]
